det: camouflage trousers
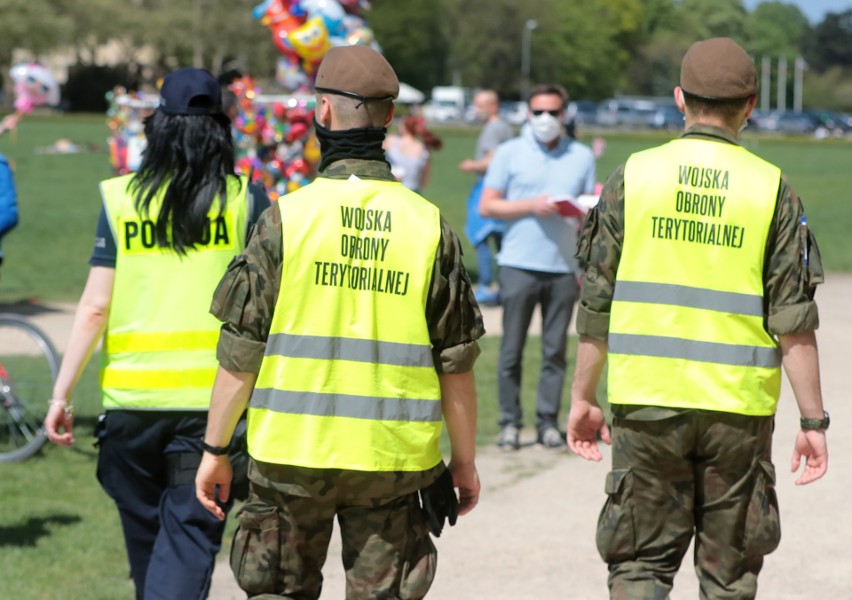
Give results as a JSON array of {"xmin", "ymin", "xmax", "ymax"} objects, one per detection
[
  {"xmin": 230, "ymin": 459, "xmax": 441, "ymax": 600},
  {"xmin": 597, "ymin": 411, "xmax": 780, "ymax": 600}
]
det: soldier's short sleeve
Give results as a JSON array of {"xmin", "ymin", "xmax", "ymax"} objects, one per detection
[
  {"xmin": 764, "ymin": 178, "xmax": 822, "ymax": 335},
  {"xmin": 211, "ymin": 203, "xmax": 282, "ymax": 373},
  {"xmin": 575, "ymin": 165, "xmax": 625, "ymax": 341},
  {"xmin": 426, "ymin": 217, "xmax": 485, "ymax": 374}
]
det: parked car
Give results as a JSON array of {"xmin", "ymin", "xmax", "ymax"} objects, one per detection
[
  {"xmin": 596, "ymin": 98, "xmax": 657, "ymax": 128},
  {"xmin": 747, "ymin": 109, "xmax": 773, "ymax": 132},
  {"xmin": 804, "ymin": 109, "xmax": 851, "ymax": 136},
  {"xmin": 649, "ymin": 104, "xmax": 683, "ymax": 131},
  {"xmin": 567, "ymin": 100, "xmax": 598, "ymax": 127},
  {"xmin": 758, "ymin": 111, "xmax": 817, "ymax": 135},
  {"xmin": 499, "ymin": 101, "xmax": 528, "ymax": 126}
]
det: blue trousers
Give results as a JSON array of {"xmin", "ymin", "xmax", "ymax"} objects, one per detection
[
  {"xmin": 475, "ymin": 231, "xmax": 503, "ymax": 288},
  {"xmin": 96, "ymin": 410, "xmax": 228, "ymax": 600}
]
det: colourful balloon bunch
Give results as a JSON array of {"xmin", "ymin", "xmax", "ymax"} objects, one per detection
[
  {"xmin": 229, "ymin": 0, "xmax": 378, "ymax": 199},
  {"xmin": 230, "ymin": 76, "xmax": 321, "ymax": 200},
  {"xmin": 252, "ymin": 0, "xmax": 377, "ymax": 92},
  {"xmin": 9, "ymin": 63, "xmax": 60, "ymax": 115},
  {"xmin": 105, "ymin": 86, "xmax": 158, "ymax": 175}
]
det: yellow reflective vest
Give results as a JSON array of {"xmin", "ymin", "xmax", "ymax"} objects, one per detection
[
  {"xmin": 248, "ymin": 177, "xmax": 443, "ymax": 471},
  {"xmin": 100, "ymin": 174, "xmax": 249, "ymax": 410},
  {"xmin": 609, "ymin": 138, "xmax": 782, "ymax": 415}
]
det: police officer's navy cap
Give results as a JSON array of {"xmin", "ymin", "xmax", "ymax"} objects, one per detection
[
  {"xmin": 680, "ymin": 38, "xmax": 758, "ymax": 101},
  {"xmin": 159, "ymin": 67, "xmax": 223, "ymax": 116},
  {"xmin": 315, "ymin": 45, "xmax": 399, "ymax": 104}
]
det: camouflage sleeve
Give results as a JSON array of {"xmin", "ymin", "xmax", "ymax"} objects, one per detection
[
  {"xmin": 764, "ymin": 178, "xmax": 824, "ymax": 335},
  {"xmin": 211, "ymin": 203, "xmax": 282, "ymax": 373},
  {"xmin": 574, "ymin": 164, "xmax": 625, "ymax": 341},
  {"xmin": 427, "ymin": 216, "xmax": 485, "ymax": 374}
]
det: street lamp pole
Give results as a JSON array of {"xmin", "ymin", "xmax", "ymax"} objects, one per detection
[{"xmin": 521, "ymin": 19, "xmax": 538, "ymax": 101}]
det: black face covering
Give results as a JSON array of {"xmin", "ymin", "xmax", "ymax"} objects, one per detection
[{"xmin": 313, "ymin": 116, "xmax": 390, "ymax": 172}]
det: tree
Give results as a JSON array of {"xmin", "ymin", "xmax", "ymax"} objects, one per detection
[
  {"xmin": 51, "ymin": 0, "xmax": 128, "ymax": 64},
  {"xmin": 535, "ymin": 0, "xmax": 644, "ymax": 99},
  {"xmin": 436, "ymin": 0, "xmax": 540, "ymax": 97},
  {"xmin": 627, "ymin": 30, "xmax": 691, "ymax": 96},
  {"xmin": 0, "ymin": 0, "xmax": 73, "ymax": 107},
  {"xmin": 369, "ymin": 0, "xmax": 447, "ymax": 94},
  {"xmin": 675, "ymin": 0, "xmax": 750, "ymax": 41},
  {"xmin": 115, "ymin": 0, "xmax": 275, "ymax": 81},
  {"xmin": 804, "ymin": 9, "xmax": 852, "ymax": 72},
  {"xmin": 745, "ymin": 2, "xmax": 809, "ymax": 59}
]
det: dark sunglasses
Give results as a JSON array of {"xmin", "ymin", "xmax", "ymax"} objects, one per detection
[{"xmin": 531, "ymin": 109, "xmax": 561, "ymax": 117}]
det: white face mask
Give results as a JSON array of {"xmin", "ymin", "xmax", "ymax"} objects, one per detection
[{"xmin": 529, "ymin": 111, "xmax": 562, "ymax": 143}]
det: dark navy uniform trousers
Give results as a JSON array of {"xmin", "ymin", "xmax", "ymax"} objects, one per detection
[{"xmin": 96, "ymin": 410, "xmax": 228, "ymax": 600}]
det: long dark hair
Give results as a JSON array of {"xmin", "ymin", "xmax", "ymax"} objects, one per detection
[{"xmin": 129, "ymin": 110, "xmax": 237, "ymax": 254}]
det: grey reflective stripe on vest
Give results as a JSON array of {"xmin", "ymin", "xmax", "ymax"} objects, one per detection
[
  {"xmin": 614, "ymin": 281, "xmax": 763, "ymax": 317},
  {"xmin": 265, "ymin": 333, "xmax": 434, "ymax": 368},
  {"xmin": 251, "ymin": 388, "xmax": 442, "ymax": 422},
  {"xmin": 609, "ymin": 333, "xmax": 780, "ymax": 368}
]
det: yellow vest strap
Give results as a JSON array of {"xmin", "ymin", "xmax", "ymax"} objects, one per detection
[
  {"xmin": 609, "ymin": 333, "xmax": 781, "ymax": 368},
  {"xmin": 614, "ymin": 281, "xmax": 764, "ymax": 317},
  {"xmin": 251, "ymin": 388, "xmax": 443, "ymax": 422},
  {"xmin": 102, "ymin": 367, "xmax": 217, "ymax": 389},
  {"xmin": 266, "ymin": 333, "xmax": 434, "ymax": 367},
  {"xmin": 106, "ymin": 330, "xmax": 220, "ymax": 353}
]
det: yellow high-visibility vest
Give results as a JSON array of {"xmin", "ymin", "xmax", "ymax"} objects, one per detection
[
  {"xmin": 100, "ymin": 174, "xmax": 249, "ymax": 409},
  {"xmin": 609, "ymin": 138, "xmax": 782, "ymax": 415},
  {"xmin": 248, "ymin": 177, "xmax": 443, "ymax": 471}
]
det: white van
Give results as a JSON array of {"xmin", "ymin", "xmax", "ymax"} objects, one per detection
[{"xmin": 423, "ymin": 86, "xmax": 466, "ymax": 122}]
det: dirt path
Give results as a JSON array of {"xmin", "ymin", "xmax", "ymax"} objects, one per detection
[{"xmin": 16, "ymin": 276, "xmax": 851, "ymax": 599}]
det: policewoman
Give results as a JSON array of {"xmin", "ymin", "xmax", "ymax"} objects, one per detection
[
  {"xmin": 568, "ymin": 38, "xmax": 829, "ymax": 598},
  {"xmin": 45, "ymin": 68, "xmax": 267, "ymax": 600},
  {"xmin": 195, "ymin": 45, "xmax": 483, "ymax": 599}
]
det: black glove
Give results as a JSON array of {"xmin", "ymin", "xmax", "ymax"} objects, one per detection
[{"xmin": 419, "ymin": 467, "xmax": 458, "ymax": 537}]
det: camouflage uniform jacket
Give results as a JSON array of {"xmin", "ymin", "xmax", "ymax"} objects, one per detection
[
  {"xmin": 211, "ymin": 157, "xmax": 484, "ymax": 375},
  {"xmin": 575, "ymin": 124, "xmax": 824, "ymax": 420}
]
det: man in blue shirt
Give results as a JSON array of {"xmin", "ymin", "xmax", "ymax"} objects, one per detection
[
  {"xmin": 480, "ymin": 83, "xmax": 595, "ymax": 450},
  {"xmin": 0, "ymin": 114, "xmax": 21, "ymax": 268}
]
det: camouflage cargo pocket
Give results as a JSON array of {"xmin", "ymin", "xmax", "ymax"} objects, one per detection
[
  {"xmin": 595, "ymin": 469, "xmax": 636, "ymax": 563},
  {"xmin": 230, "ymin": 502, "xmax": 280, "ymax": 595},
  {"xmin": 743, "ymin": 460, "xmax": 781, "ymax": 557}
]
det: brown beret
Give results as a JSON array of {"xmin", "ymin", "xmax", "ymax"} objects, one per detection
[
  {"xmin": 680, "ymin": 38, "xmax": 757, "ymax": 100},
  {"xmin": 315, "ymin": 45, "xmax": 399, "ymax": 101}
]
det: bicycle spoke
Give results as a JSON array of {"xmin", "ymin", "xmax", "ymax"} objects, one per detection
[{"xmin": 0, "ymin": 315, "xmax": 60, "ymax": 462}]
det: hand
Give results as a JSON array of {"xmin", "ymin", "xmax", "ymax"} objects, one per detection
[
  {"xmin": 44, "ymin": 401, "xmax": 75, "ymax": 446},
  {"xmin": 448, "ymin": 459, "xmax": 480, "ymax": 515},
  {"xmin": 567, "ymin": 399, "xmax": 611, "ymax": 461},
  {"xmin": 459, "ymin": 159, "xmax": 477, "ymax": 173},
  {"xmin": 529, "ymin": 195, "xmax": 558, "ymax": 218},
  {"xmin": 791, "ymin": 429, "xmax": 828, "ymax": 485},
  {"xmin": 0, "ymin": 113, "xmax": 20, "ymax": 135},
  {"xmin": 195, "ymin": 452, "xmax": 233, "ymax": 521}
]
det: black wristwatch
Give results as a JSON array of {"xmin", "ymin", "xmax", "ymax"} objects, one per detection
[
  {"xmin": 200, "ymin": 440, "xmax": 230, "ymax": 455},
  {"xmin": 800, "ymin": 411, "xmax": 830, "ymax": 431}
]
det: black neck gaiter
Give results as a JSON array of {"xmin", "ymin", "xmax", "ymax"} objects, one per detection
[{"xmin": 313, "ymin": 117, "xmax": 389, "ymax": 172}]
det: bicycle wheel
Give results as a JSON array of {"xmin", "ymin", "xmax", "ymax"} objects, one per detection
[{"xmin": 0, "ymin": 314, "xmax": 60, "ymax": 462}]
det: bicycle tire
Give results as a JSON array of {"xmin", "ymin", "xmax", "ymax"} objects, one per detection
[{"xmin": 0, "ymin": 313, "xmax": 60, "ymax": 462}]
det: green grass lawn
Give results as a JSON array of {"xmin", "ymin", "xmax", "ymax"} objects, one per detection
[
  {"xmin": 0, "ymin": 115, "xmax": 847, "ymax": 597},
  {"xmin": 1, "ymin": 116, "xmax": 850, "ymax": 301}
]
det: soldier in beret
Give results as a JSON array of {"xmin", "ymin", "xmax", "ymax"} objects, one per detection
[
  {"xmin": 568, "ymin": 38, "xmax": 829, "ymax": 597},
  {"xmin": 195, "ymin": 45, "xmax": 483, "ymax": 598}
]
